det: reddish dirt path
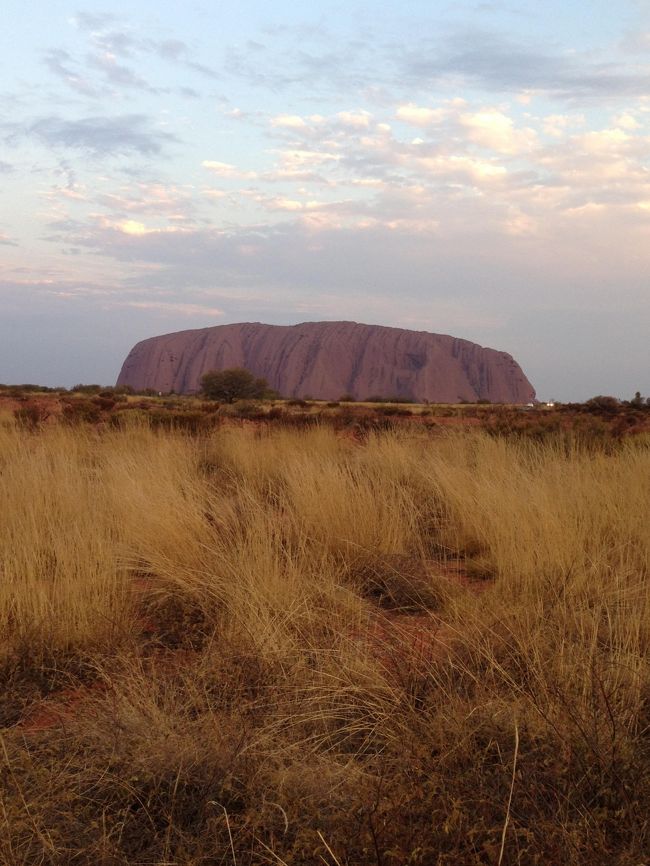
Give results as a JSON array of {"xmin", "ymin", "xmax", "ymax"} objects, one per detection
[{"xmin": 18, "ymin": 682, "xmax": 105, "ymax": 733}]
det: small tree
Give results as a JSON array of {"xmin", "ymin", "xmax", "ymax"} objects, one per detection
[
  {"xmin": 201, "ymin": 368, "xmax": 269, "ymax": 403},
  {"xmin": 584, "ymin": 395, "xmax": 620, "ymax": 414}
]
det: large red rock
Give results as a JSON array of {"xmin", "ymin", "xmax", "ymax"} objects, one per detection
[{"xmin": 116, "ymin": 321, "xmax": 536, "ymax": 403}]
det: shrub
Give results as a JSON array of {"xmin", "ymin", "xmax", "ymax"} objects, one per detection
[
  {"xmin": 367, "ymin": 394, "xmax": 415, "ymax": 404},
  {"xmin": 584, "ymin": 395, "xmax": 621, "ymax": 414},
  {"xmin": 61, "ymin": 399, "xmax": 103, "ymax": 425},
  {"xmin": 231, "ymin": 400, "xmax": 266, "ymax": 419},
  {"xmin": 71, "ymin": 384, "xmax": 103, "ymax": 394},
  {"xmin": 379, "ymin": 405, "xmax": 413, "ymax": 417},
  {"xmin": 92, "ymin": 396, "xmax": 116, "ymax": 411},
  {"xmin": 148, "ymin": 410, "xmax": 216, "ymax": 433},
  {"xmin": 201, "ymin": 368, "xmax": 269, "ymax": 403},
  {"xmin": 13, "ymin": 404, "xmax": 50, "ymax": 430}
]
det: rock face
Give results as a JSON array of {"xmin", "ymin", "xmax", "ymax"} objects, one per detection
[{"xmin": 116, "ymin": 321, "xmax": 536, "ymax": 403}]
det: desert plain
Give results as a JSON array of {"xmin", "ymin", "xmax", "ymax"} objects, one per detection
[{"xmin": 0, "ymin": 389, "xmax": 648, "ymax": 865}]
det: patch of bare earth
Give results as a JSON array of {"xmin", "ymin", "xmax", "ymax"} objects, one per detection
[{"xmin": 14, "ymin": 558, "xmax": 489, "ymax": 735}]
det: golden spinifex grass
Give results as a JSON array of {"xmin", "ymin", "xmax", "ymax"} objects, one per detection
[{"xmin": 0, "ymin": 420, "xmax": 649, "ymax": 865}]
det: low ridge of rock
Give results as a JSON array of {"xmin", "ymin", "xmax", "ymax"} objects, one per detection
[{"xmin": 116, "ymin": 321, "xmax": 536, "ymax": 403}]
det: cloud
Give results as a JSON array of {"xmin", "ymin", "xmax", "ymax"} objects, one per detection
[
  {"xmin": 213, "ymin": 22, "xmax": 650, "ymax": 106},
  {"xmin": 271, "ymin": 114, "xmax": 310, "ymax": 129},
  {"xmin": 87, "ymin": 51, "xmax": 155, "ymax": 92},
  {"xmin": 395, "ymin": 103, "xmax": 449, "ymax": 126},
  {"xmin": 0, "ymin": 160, "xmax": 12, "ymax": 173},
  {"xmin": 459, "ymin": 108, "xmax": 537, "ymax": 153},
  {"xmin": 154, "ymin": 39, "xmax": 189, "ymax": 60},
  {"xmin": 0, "ymin": 232, "xmax": 18, "ymax": 246},
  {"xmin": 223, "ymin": 34, "xmax": 377, "ymax": 94},
  {"xmin": 116, "ymin": 300, "xmax": 225, "ymax": 317},
  {"xmin": 402, "ymin": 29, "xmax": 650, "ymax": 100},
  {"xmin": 277, "ymin": 149, "xmax": 341, "ymax": 169},
  {"xmin": 44, "ymin": 49, "xmax": 99, "ymax": 96},
  {"xmin": 151, "ymin": 36, "xmax": 220, "ymax": 79},
  {"xmin": 620, "ymin": 29, "xmax": 650, "ymax": 53},
  {"xmin": 28, "ymin": 114, "xmax": 178, "ymax": 156},
  {"xmin": 50, "ymin": 17, "xmax": 217, "ymax": 98},
  {"xmin": 336, "ymin": 110, "xmax": 372, "ymax": 129},
  {"xmin": 73, "ymin": 11, "xmax": 117, "ymax": 32},
  {"xmin": 73, "ymin": 14, "xmax": 140, "ymax": 59},
  {"xmin": 202, "ymin": 160, "xmax": 258, "ymax": 179},
  {"xmin": 94, "ymin": 183, "xmax": 197, "ymax": 220}
]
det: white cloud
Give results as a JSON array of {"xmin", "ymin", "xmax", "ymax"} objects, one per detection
[
  {"xmin": 415, "ymin": 154, "xmax": 507, "ymax": 182},
  {"xmin": 278, "ymin": 149, "xmax": 341, "ymax": 168},
  {"xmin": 118, "ymin": 300, "xmax": 225, "ymax": 317},
  {"xmin": 271, "ymin": 114, "xmax": 309, "ymax": 129},
  {"xmin": 395, "ymin": 103, "xmax": 446, "ymax": 127},
  {"xmin": 577, "ymin": 128, "xmax": 630, "ymax": 153},
  {"xmin": 613, "ymin": 113, "xmax": 640, "ymax": 130},
  {"xmin": 202, "ymin": 160, "xmax": 257, "ymax": 179},
  {"xmin": 460, "ymin": 108, "xmax": 537, "ymax": 154},
  {"xmin": 120, "ymin": 219, "xmax": 148, "ymax": 235},
  {"xmin": 336, "ymin": 110, "xmax": 372, "ymax": 129}
]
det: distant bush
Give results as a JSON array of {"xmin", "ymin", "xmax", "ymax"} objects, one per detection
[
  {"xmin": 231, "ymin": 400, "xmax": 266, "ymax": 419},
  {"xmin": 287, "ymin": 398, "xmax": 309, "ymax": 408},
  {"xmin": 71, "ymin": 384, "xmax": 103, "ymax": 394},
  {"xmin": 366, "ymin": 395, "xmax": 415, "ymax": 404},
  {"xmin": 61, "ymin": 399, "xmax": 103, "ymax": 425},
  {"xmin": 378, "ymin": 405, "xmax": 413, "ymax": 417},
  {"xmin": 274, "ymin": 411, "xmax": 320, "ymax": 429},
  {"xmin": 584, "ymin": 395, "xmax": 621, "ymax": 414},
  {"xmin": 148, "ymin": 410, "xmax": 216, "ymax": 434},
  {"xmin": 197, "ymin": 401, "xmax": 218, "ymax": 413},
  {"xmin": 2, "ymin": 384, "xmax": 59, "ymax": 398},
  {"xmin": 108, "ymin": 408, "xmax": 150, "ymax": 429},
  {"xmin": 201, "ymin": 368, "xmax": 269, "ymax": 403},
  {"xmin": 13, "ymin": 404, "xmax": 50, "ymax": 430},
  {"xmin": 339, "ymin": 393, "xmax": 356, "ymax": 402},
  {"xmin": 92, "ymin": 396, "xmax": 117, "ymax": 411}
]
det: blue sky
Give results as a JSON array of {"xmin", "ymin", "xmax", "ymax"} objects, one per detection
[{"xmin": 1, "ymin": 0, "xmax": 649, "ymax": 399}]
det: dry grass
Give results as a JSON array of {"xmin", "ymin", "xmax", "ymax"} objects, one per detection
[{"xmin": 1, "ymin": 420, "xmax": 649, "ymax": 865}]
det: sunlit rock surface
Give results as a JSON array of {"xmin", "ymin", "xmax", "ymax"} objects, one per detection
[{"xmin": 117, "ymin": 321, "xmax": 536, "ymax": 403}]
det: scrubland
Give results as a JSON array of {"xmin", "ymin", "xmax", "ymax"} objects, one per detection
[{"xmin": 1, "ymin": 417, "xmax": 649, "ymax": 865}]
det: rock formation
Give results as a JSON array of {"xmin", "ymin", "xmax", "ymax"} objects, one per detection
[{"xmin": 116, "ymin": 321, "xmax": 536, "ymax": 403}]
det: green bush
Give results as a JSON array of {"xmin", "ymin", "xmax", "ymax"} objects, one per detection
[
  {"xmin": 61, "ymin": 400, "xmax": 103, "ymax": 425},
  {"xmin": 231, "ymin": 400, "xmax": 266, "ymax": 419},
  {"xmin": 71, "ymin": 384, "xmax": 103, "ymax": 394},
  {"xmin": 150, "ymin": 410, "xmax": 216, "ymax": 433},
  {"xmin": 379, "ymin": 405, "xmax": 413, "ymax": 417},
  {"xmin": 201, "ymin": 368, "xmax": 269, "ymax": 403},
  {"xmin": 13, "ymin": 404, "xmax": 50, "ymax": 430}
]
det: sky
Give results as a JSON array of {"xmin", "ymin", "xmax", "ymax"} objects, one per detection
[{"xmin": 1, "ymin": 0, "xmax": 649, "ymax": 400}]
